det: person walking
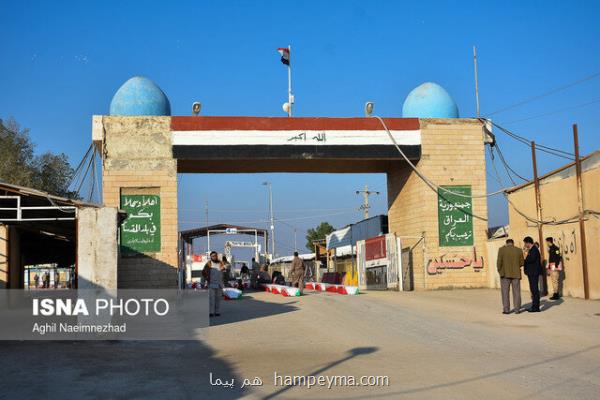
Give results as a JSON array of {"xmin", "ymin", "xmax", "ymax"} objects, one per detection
[
  {"xmin": 497, "ymin": 239, "xmax": 524, "ymax": 314},
  {"xmin": 202, "ymin": 251, "xmax": 224, "ymax": 317},
  {"xmin": 290, "ymin": 252, "xmax": 306, "ymax": 295},
  {"xmin": 523, "ymin": 236, "xmax": 542, "ymax": 312},
  {"xmin": 221, "ymin": 256, "xmax": 232, "ymax": 286},
  {"xmin": 546, "ymin": 237, "xmax": 563, "ymax": 300}
]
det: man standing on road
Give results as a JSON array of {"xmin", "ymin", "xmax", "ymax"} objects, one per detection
[
  {"xmin": 523, "ymin": 236, "xmax": 542, "ymax": 312},
  {"xmin": 497, "ymin": 238, "xmax": 524, "ymax": 314},
  {"xmin": 202, "ymin": 251, "xmax": 224, "ymax": 317},
  {"xmin": 290, "ymin": 252, "xmax": 306, "ymax": 295},
  {"xmin": 546, "ymin": 237, "xmax": 563, "ymax": 300}
]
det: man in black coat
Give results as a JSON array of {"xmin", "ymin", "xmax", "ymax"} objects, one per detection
[
  {"xmin": 523, "ymin": 236, "xmax": 542, "ymax": 312},
  {"xmin": 546, "ymin": 237, "xmax": 563, "ymax": 300}
]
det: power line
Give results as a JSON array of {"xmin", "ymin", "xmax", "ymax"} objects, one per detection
[
  {"xmin": 372, "ymin": 116, "xmax": 505, "ymax": 202},
  {"xmin": 488, "ymin": 146, "xmax": 514, "ymax": 186},
  {"xmin": 491, "ymin": 121, "xmax": 574, "ymax": 156},
  {"xmin": 494, "ymin": 142, "xmax": 529, "ymax": 182},
  {"xmin": 372, "ymin": 115, "xmax": 594, "ymax": 225},
  {"xmin": 489, "ymin": 121, "xmax": 575, "ymax": 160},
  {"xmin": 502, "ymin": 98, "xmax": 600, "ymax": 125},
  {"xmin": 486, "ymin": 70, "xmax": 600, "ymax": 116},
  {"xmin": 371, "ymin": 115, "xmax": 492, "ymax": 221}
]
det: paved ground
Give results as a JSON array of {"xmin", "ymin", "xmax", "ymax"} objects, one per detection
[{"xmin": 1, "ymin": 288, "xmax": 599, "ymax": 399}]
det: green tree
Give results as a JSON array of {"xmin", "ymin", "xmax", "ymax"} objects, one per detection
[
  {"xmin": 0, "ymin": 117, "xmax": 75, "ymax": 197},
  {"xmin": 305, "ymin": 221, "xmax": 335, "ymax": 251},
  {"xmin": 0, "ymin": 117, "xmax": 35, "ymax": 187}
]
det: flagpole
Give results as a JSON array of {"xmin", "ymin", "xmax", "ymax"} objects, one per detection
[{"xmin": 288, "ymin": 44, "xmax": 292, "ymax": 117}]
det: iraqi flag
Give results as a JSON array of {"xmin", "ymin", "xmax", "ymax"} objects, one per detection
[{"xmin": 277, "ymin": 47, "xmax": 290, "ymax": 65}]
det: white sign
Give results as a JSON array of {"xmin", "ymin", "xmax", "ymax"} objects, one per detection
[
  {"xmin": 172, "ymin": 129, "xmax": 421, "ymax": 147},
  {"xmin": 225, "ymin": 228, "xmax": 238, "ymax": 235},
  {"xmin": 226, "ymin": 241, "xmax": 255, "ymax": 248}
]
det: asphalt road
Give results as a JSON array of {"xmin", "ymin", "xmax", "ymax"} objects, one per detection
[{"xmin": 1, "ymin": 288, "xmax": 599, "ymax": 399}]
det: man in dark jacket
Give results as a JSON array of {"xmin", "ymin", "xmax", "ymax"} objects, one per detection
[
  {"xmin": 523, "ymin": 236, "xmax": 542, "ymax": 312},
  {"xmin": 546, "ymin": 237, "xmax": 563, "ymax": 300}
]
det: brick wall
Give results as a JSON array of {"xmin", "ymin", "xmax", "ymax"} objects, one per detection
[
  {"xmin": 387, "ymin": 119, "xmax": 489, "ymax": 290},
  {"xmin": 101, "ymin": 116, "xmax": 178, "ymax": 288},
  {"xmin": 101, "ymin": 116, "xmax": 489, "ymax": 290}
]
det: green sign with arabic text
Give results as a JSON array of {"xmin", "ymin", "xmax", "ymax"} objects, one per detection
[
  {"xmin": 438, "ymin": 185, "xmax": 473, "ymax": 247},
  {"xmin": 120, "ymin": 194, "xmax": 161, "ymax": 253}
]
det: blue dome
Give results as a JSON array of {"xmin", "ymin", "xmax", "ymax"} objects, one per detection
[
  {"xmin": 109, "ymin": 76, "xmax": 171, "ymax": 116},
  {"xmin": 402, "ymin": 82, "xmax": 459, "ymax": 118}
]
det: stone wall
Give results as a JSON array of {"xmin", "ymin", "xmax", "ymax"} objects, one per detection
[
  {"xmin": 77, "ymin": 207, "xmax": 119, "ymax": 289},
  {"xmin": 100, "ymin": 116, "xmax": 178, "ymax": 288},
  {"xmin": 387, "ymin": 119, "xmax": 489, "ymax": 290}
]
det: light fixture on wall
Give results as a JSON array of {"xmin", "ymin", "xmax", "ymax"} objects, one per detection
[
  {"xmin": 364, "ymin": 101, "xmax": 374, "ymax": 117},
  {"xmin": 192, "ymin": 102, "xmax": 202, "ymax": 116}
]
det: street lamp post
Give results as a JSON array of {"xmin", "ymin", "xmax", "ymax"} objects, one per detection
[
  {"xmin": 294, "ymin": 228, "xmax": 297, "ymax": 252},
  {"xmin": 262, "ymin": 181, "xmax": 276, "ymax": 259}
]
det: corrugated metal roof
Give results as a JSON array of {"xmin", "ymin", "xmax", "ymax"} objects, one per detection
[
  {"xmin": 180, "ymin": 224, "xmax": 268, "ymax": 240},
  {"xmin": 326, "ymin": 214, "xmax": 388, "ymax": 250},
  {"xmin": 0, "ymin": 181, "xmax": 99, "ymax": 208}
]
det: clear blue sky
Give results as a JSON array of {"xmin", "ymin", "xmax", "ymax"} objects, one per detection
[{"xmin": 2, "ymin": 0, "xmax": 600, "ymax": 257}]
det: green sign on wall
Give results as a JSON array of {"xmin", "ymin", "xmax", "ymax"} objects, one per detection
[
  {"xmin": 120, "ymin": 194, "xmax": 161, "ymax": 253},
  {"xmin": 438, "ymin": 185, "xmax": 473, "ymax": 247}
]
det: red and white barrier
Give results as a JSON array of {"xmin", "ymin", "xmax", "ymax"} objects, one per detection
[
  {"xmin": 260, "ymin": 283, "xmax": 359, "ymax": 297},
  {"xmin": 223, "ymin": 288, "xmax": 243, "ymax": 300},
  {"xmin": 305, "ymin": 283, "xmax": 359, "ymax": 295},
  {"xmin": 261, "ymin": 284, "xmax": 301, "ymax": 297}
]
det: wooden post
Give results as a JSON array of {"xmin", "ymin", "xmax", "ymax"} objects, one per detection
[
  {"xmin": 573, "ymin": 124, "xmax": 590, "ymax": 299},
  {"xmin": 531, "ymin": 141, "xmax": 547, "ymax": 296}
]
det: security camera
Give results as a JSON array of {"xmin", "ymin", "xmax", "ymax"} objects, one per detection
[
  {"xmin": 364, "ymin": 102, "xmax": 374, "ymax": 117},
  {"xmin": 192, "ymin": 102, "xmax": 201, "ymax": 116}
]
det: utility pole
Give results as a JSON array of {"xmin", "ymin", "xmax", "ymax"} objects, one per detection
[
  {"xmin": 287, "ymin": 44, "xmax": 293, "ymax": 117},
  {"xmin": 473, "ymin": 46, "xmax": 480, "ymax": 118},
  {"xmin": 356, "ymin": 184, "xmax": 380, "ymax": 220},
  {"xmin": 263, "ymin": 182, "xmax": 276, "ymax": 259},
  {"xmin": 531, "ymin": 142, "xmax": 547, "ymax": 296},
  {"xmin": 573, "ymin": 124, "xmax": 590, "ymax": 299},
  {"xmin": 294, "ymin": 228, "xmax": 298, "ymax": 252},
  {"xmin": 205, "ymin": 200, "xmax": 209, "ymax": 253}
]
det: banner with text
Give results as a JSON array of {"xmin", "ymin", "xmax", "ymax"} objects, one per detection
[
  {"xmin": 120, "ymin": 194, "xmax": 161, "ymax": 253},
  {"xmin": 438, "ymin": 185, "xmax": 474, "ymax": 247}
]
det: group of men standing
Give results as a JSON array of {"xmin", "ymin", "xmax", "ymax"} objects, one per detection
[
  {"xmin": 201, "ymin": 250, "xmax": 307, "ymax": 318},
  {"xmin": 497, "ymin": 236, "xmax": 563, "ymax": 314}
]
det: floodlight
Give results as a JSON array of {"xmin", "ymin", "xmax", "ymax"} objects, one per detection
[
  {"xmin": 365, "ymin": 101, "xmax": 374, "ymax": 117},
  {"xmin": 192, "ymin": 102, "xmax": 201, "ymax": 116}
]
